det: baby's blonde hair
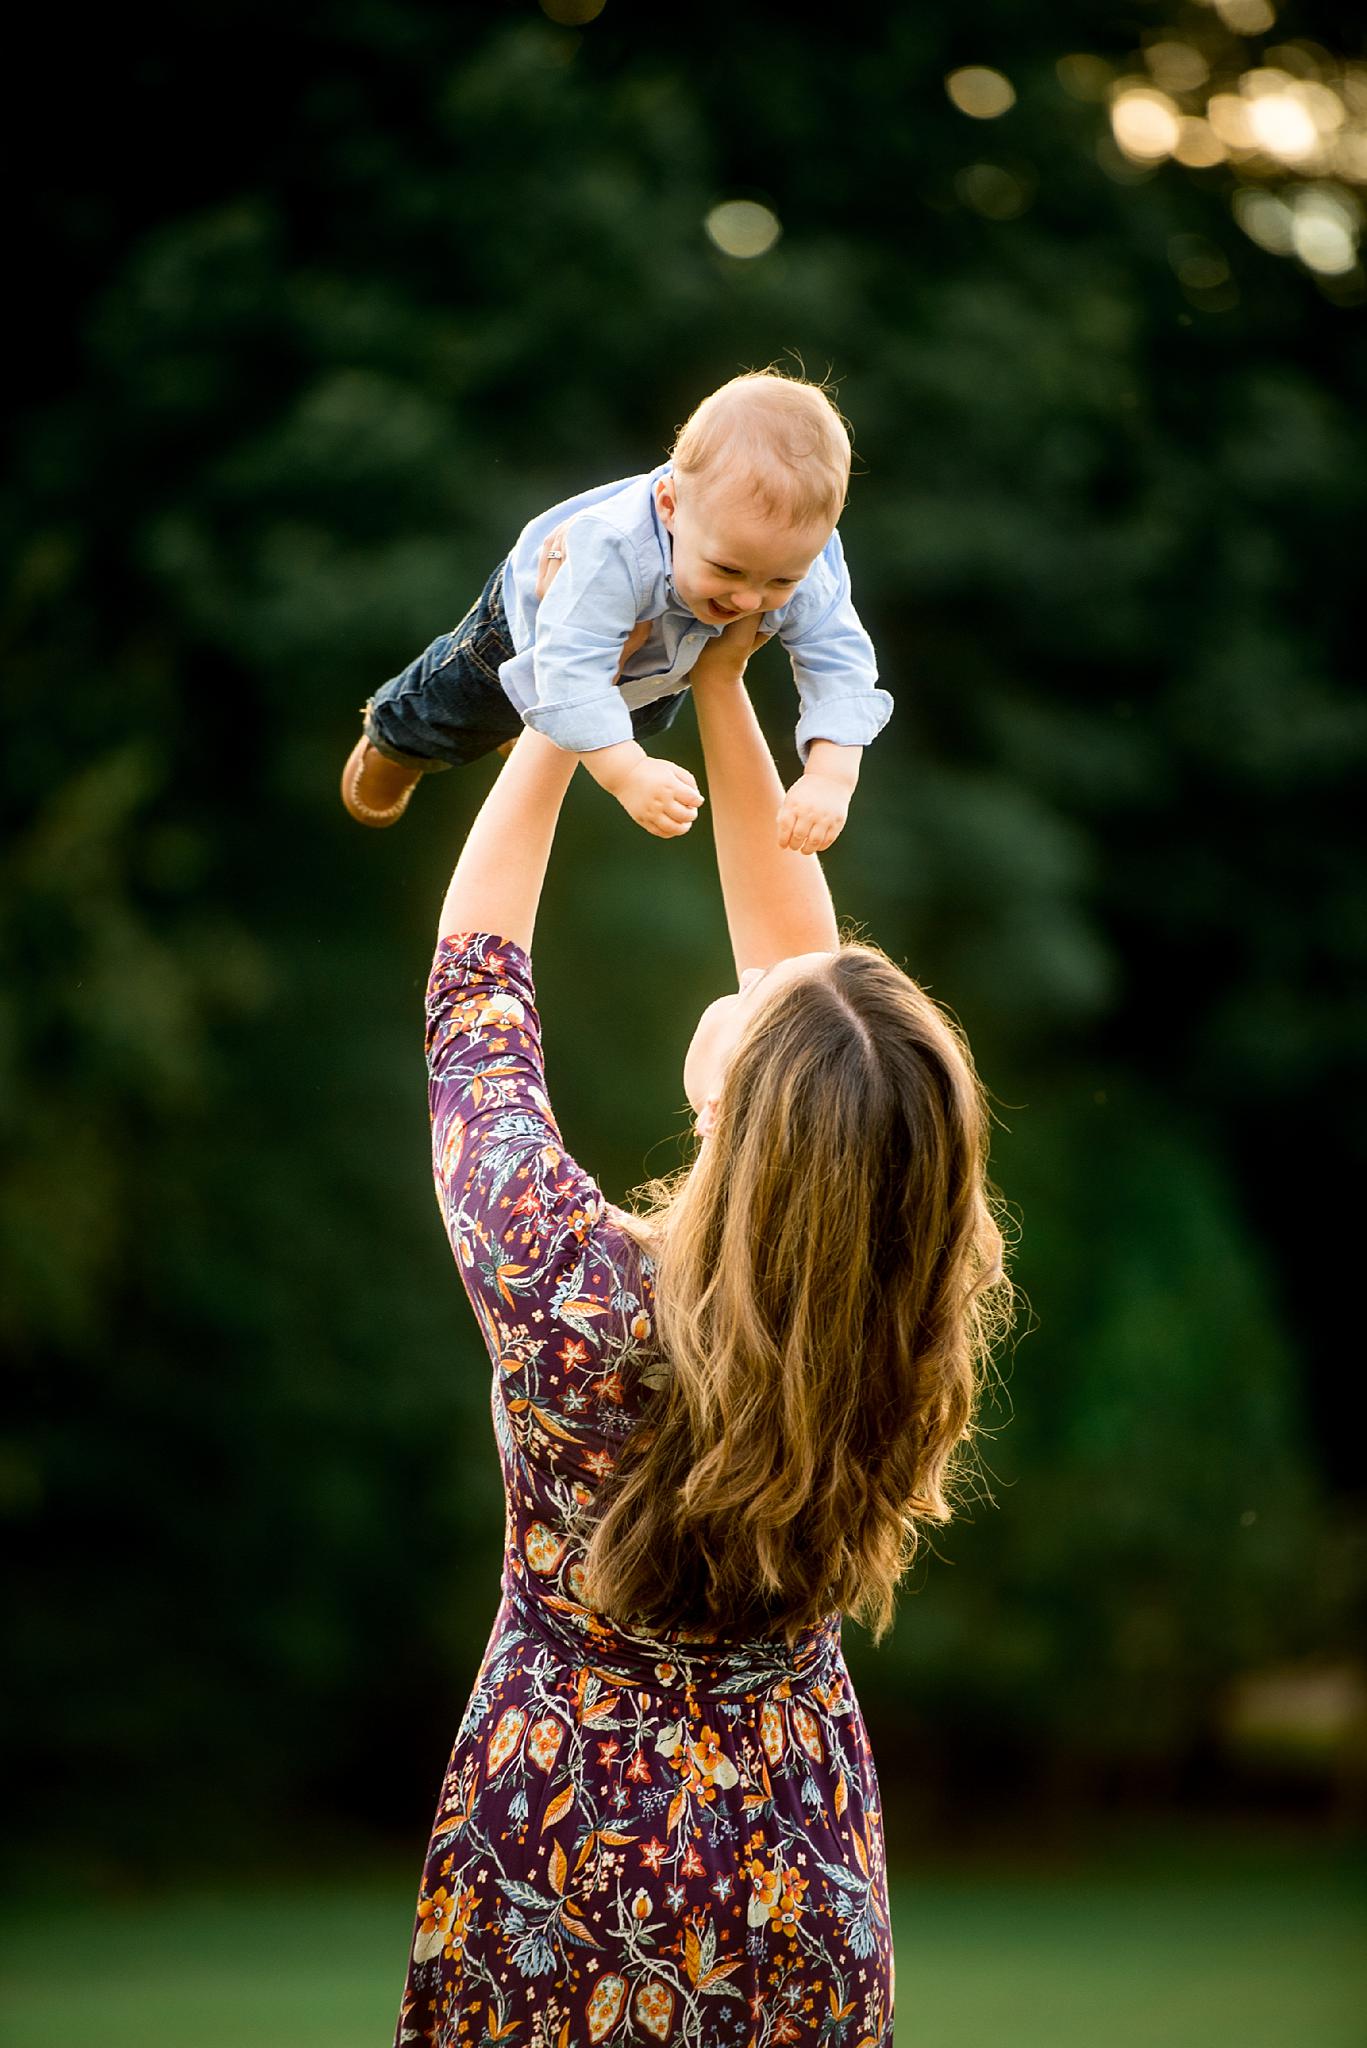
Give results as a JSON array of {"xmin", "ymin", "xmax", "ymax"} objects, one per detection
[{"xmin": 671, "ymin": 369, "xmax": 852, "ymax": 531}]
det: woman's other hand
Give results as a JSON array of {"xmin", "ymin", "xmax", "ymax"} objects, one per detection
[
  {"xmin": 535, "ymin": 523, "xmax": 571, "ymax": 601},
  {"xmin": 536, "ymin": 522, "xmax": 651, "ymax": 676},
  {"xmin": 690, "ymin": 612, "xmax": 771, "ymax": 692}
]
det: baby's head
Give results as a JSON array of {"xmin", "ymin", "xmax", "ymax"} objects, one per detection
[{"xmin": 657, "ymin": 372, "xmax": 852, "ymax": 627}]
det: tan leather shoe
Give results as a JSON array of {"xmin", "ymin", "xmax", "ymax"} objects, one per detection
[{"xmin": 341, "ymin": 736, "xmax": 424, "ymax": 827}]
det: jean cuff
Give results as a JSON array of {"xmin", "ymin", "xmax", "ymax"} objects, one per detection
[{"xmin": 360, "ymin": 701, "xmax": 453, "ymax": 773}]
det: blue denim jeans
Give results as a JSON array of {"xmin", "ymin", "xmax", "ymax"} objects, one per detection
[{"xmin": 362, "ymin": 557, "xmax": 687, "ymax": 770}]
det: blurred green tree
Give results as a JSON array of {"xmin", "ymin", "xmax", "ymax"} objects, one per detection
[{"xmin": 4, "ymin": 0, "xmax": 1362, "ymax": 1869}]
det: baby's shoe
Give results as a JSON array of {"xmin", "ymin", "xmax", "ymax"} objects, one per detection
[{"xmin": 341, "ymin": 736, "xmax": 424, "ymax": 828}]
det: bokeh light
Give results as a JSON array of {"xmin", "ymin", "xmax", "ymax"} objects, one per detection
[
  {"xmin": 1290, "ymin": 186, "xmax": 1361, "ymax": 273},
  {"xmin": 1213, "ymin": 0, "xmax": 1276, "ymax": 32},
  {"xmin": 1231, "ymin": 180, "xmax": 1363, "ymax": 275},
  {"xmin": 1168, "ymin": 232, "xmax": 1232, "ymax": 290},
  {"xmin": 1245, "ymin": 91, "xmax": 1319, "ymax": 162},
  {"xmin": 1080, "ymin": 16, "xmax": 1367, "ymax": 283},
  {"xmin": 1232, "ymin": 185, "xmax": 1297, "ymax": 252},
  {"xmin": 1056, "ymin": 54, "xmax": 1113, "ymax": 102},
  {"xmin": 1174, "ymin": 117, "xmax": 1226, "ymax": 167},
  {"xmin": 538, "ymin": 0, "xmax": 606, "ymax": 21},
  {"xmin": 954, "ymin": 162, "xmax": 1033, "ymax": 219},
  {"xmin": 1207, "ymin": 92, "xmax": 1256, "ymax": 151},
  {"xmin": 946, "ymin": 66, "xmax": 1016, "ymax": 119},
  {"xmin": 1111, "ymin": 86, "xmax": 1183, "ymax": 161},
  {"xmin": 1146, "ymin": 42, "xmax": 1210, "ymax": 94},
  {"xmin": 703, "ymin": 200, "xmax": 782, "ymax": 259}
]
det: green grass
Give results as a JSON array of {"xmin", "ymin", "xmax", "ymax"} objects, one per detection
[{"xmin": 1, "ymin": 1827, "xmax": 1362, "ymax": 2046}]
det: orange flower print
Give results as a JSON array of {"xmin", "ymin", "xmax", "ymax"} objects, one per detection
[
  {"xmin": 586, "ymin": 1973, "xmax": 628, "ymax": 2042},
  {"xmin": 526, "ymin": 1715, "xmax": 564, "ymax": 1772},
  {"xmin": 412, "ymin": 1884, "xmax": 457, "ymax": 1965},
  {"xmin": 792, "ymin": 1702, "xmax": 824, "ymax": 1763},
  {"xmin": 633, "ymin": 1979, "xmax": 675, "ymax": 2040},
  {"xmin": 524, "ymin": 1522, "xmax": 568, "ymax": 1573},
  {"xmin": 476, "ymin": 990, "xmax": 525, "ymax": 1031},
  {"xmin": 486, "ymin": 1706, "xmax": 526, "ymax": 1776},
  {"xmin": 760, "ymin": 1700, "xmax": 786, "ymax": 1766},
  {"xmin": 774, "ymin": 1867, "xmax": 808, "ymax": 1938},
  {"xmin": 690, "ymin": 1725, "xmax": 739, "ymax": 1791},
  {"xmin": 747, "ymin": 1854, "xmax": 781, "ymax": 1928}
]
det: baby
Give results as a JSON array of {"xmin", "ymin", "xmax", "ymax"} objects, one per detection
[{"xmin": 341, "ymin": 371, "xmax": 892, "ymax": 852}]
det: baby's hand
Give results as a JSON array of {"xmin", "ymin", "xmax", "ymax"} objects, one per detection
[
  {"xmin": 615, "ymin": 756, "xmax": 705, "ymax": 838},
  {"xmin": 777, "ymin": 771, "xmax": 851, "ymax": 856}
]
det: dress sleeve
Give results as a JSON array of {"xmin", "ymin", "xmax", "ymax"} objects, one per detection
[{"xmin": 426, "ymin": 931, "xmax": 651, "ymax": 1481}]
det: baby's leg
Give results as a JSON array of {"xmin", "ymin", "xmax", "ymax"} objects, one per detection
[
  {"xmin": 343, "ymin": 559, "xmax": 520, "ymax": 826},
  {"xmin": 361, "ymin": 557, "xmax": 521, "ymax": 767}
]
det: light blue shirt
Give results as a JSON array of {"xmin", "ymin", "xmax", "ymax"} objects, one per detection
[{"xmin": 497, "ymin": 464, "xmax": 892, "ymax": 760}]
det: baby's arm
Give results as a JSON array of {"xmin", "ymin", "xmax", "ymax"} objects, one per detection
[
  {"xmin": 773, "ymin": 530, "xmax": 892, "ymax": 853},
  {"xmin": 530, "ymin": 524, "xmax": 702, "ymax": 839}
]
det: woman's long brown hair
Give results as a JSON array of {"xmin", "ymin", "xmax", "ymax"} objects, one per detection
[{"xmin": 580, "ymin": 942, "xmax": 1013, "ymax": 1647}]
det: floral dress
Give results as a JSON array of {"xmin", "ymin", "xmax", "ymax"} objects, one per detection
[{"xmin": 394, "ymin": 932, "xmax": 894, "ymax": 2048}]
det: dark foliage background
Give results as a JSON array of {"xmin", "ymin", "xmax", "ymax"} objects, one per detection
[{"xmin": 4, "ymin": 0, "xmax": 1364, "ymax": 1876}]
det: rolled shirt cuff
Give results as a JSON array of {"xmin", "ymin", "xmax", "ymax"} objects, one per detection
[
  {"xmin": 521, "ymin": 693, "xmax": 637, "ymax": 753},
  {"xmin": 794, "ymin": 687, "xmax": 894, "ymax": 764}
]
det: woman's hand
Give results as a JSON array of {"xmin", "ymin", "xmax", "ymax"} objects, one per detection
[
  {"xmin": 689, "ymin": 611, "xmax": 772, "ymax": 691},
  {"xmin": 535, "ymin": 523, "xmax": 651, "ymax": 676},
  {"xmin": 535, "ymin": 524, "xmax": 571, "ymax": 601}
]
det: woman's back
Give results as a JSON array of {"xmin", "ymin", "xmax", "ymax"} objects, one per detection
[{"xmin": 395, "ymin": 930, "xmax": 893, "ymax": 2048}]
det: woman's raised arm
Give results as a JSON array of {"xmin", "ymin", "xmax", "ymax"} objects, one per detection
[
  {"xmin": 692, "ymin": 626, "xmax": 840, "ymax": 976},
  {"xmin": 437, "ymin": 730, "xmax": 579, "ymax": 951}
]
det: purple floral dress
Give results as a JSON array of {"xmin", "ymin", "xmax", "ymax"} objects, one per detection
[{"xmin": 394, "ymin": 932, "xmax": 894, "ymax": 2048}]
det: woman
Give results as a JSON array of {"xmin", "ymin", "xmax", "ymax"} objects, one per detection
[{"xmin": 393, "ymin": 619, "xmax": 1009, "ymax": 2048}]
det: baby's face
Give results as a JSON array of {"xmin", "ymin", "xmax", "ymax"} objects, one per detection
[{"xmin": 655, "ymin": 474, "xmax": 831, "ymax": 627}]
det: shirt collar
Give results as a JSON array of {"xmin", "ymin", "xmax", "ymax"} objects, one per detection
[{"xmin": 650, "ymin": 466, "xmax": 681, "ymax": 605}]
